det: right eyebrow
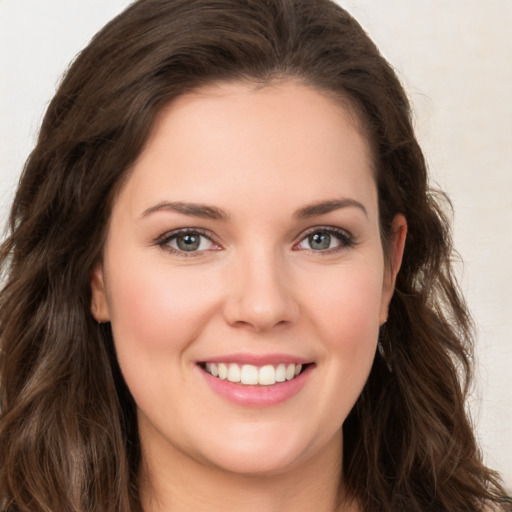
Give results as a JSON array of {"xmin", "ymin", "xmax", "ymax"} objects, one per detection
[
  {"xmin": 139, "ymin": 201, "xmax": 230, "ymax": 221},
  {"xmin": 294, "ymin": 198, "xmax": 368, "ymax": 219}
]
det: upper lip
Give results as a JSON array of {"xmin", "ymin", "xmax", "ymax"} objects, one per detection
[{"xmin": 198, "ymin": 353, "xmax": 312, "ymax": 365}]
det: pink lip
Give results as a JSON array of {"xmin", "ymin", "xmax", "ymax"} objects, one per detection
[
  {"xmin": 198, "ymin": 363, "xmax": 314, "ymax": 407},
  {"xmin": 198, "ymin": 353, "xmax": 311, "ymax": 365}
]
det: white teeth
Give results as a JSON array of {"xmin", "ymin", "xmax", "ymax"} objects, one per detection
[
  {"xmin": 204, "ymin": 362, "xmax": 306, "ymax": 385},
  {"xmin": 208, "ymin": 362, "xmax": 219, "ymax": 377},
  {"xmin": 218, "ymin": 363, "xmax": 228, "ymax": 380},
  {"xmin": 275, "ymin": 364, "xmax": 286, "ymax": 382},
  {"xmin": 227, "ymin": 363, "xmax": 241, "ymax": 383},
  {"xmin": 240, "ymin": 364, "xmax": 259, "ymax": 385},
  {"xmin": 259, "ymin": 365, "xmax": 276, "ymax": 386}
]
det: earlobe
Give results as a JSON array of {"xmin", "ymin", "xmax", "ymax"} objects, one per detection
[
  {"xmin": 90, "ymin": 263, "xmax": 111, "ymax": 323},
  {"xmin": 379, "ymin": 214, "xmax": 407, "ymax": 324}
]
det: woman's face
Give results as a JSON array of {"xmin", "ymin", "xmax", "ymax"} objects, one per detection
[{"xmin": 91, "ymin": 81, "xmax": 405, "ymax": 476}]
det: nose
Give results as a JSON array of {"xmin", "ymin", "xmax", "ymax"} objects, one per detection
[{"xmin": 222, "ymin": 249, "xmax": 300, "ymax": 332}]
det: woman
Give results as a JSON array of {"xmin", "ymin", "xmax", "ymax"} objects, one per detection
[{"xmin": 0, "ymin": 0, "xmax": 510, "ymax": 510}]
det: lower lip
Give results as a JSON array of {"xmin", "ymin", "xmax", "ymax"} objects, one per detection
[{"xmin": 198, "ymin": 365, "xmax": 313, "ymax": 407}]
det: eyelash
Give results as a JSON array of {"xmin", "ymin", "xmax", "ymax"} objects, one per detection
[
  {"xmin": 293, "ymin": 226, "xmax": 356, "ymax": 254},
  {"xmin": 155, "ymin": 226, "xmax": 356, "ymax": 257},
  {"xmin": 155, "ymin": 228, "xmax": 220, "ymax": 257}
]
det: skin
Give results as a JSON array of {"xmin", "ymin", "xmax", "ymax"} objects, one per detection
[{"xmin": 91, "ymin": 81, "xmax": 406, "ymax": 512}]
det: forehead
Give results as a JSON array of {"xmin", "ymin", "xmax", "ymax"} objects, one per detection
[
  {"xmin": 145, "ymin": 80, "xmax": 371, "ymax": 165},
  {"xmin": 119, "ymin": 80, "xmax": 377, "ymax": 218}
]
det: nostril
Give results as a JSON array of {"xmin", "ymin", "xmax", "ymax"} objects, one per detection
[{"xmin": 221, "ymin": 272, "xmax": 300, "ymax": 331}]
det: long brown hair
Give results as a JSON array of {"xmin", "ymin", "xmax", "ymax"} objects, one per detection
[{"xmin": 0, "ymin": 1, "xmax": 509, "ymax": 510}]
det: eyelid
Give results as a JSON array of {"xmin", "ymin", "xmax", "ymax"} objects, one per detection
[
  {"xmin": 155, "ymin": 227, "xmax": 222, "ymax": 256},
  {"xmin": 293, "ymin": 225, "xmax": 356, "ymax": 253},
  {"xmin": 153, "ymin": 225, "xmax": 356, "ymax": 257}
]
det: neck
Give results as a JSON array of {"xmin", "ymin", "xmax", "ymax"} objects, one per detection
[{"xmin": 139, "ymin": 430, "xmax": 358, "ymax": 512}]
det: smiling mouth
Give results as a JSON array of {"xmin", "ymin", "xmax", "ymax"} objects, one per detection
[{"xmin": 199, "ymin": 362, "xmax": 311, "ymax": 386}]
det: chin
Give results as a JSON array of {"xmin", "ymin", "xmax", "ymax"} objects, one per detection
[
  {"xmin": 192, "ymin": 424, "xmax": 321, "ymax": 477},
  {"xmin": 203, "ymin": 448, "xmax": 304, "ymax": 477},
  {"xmin": 197, "ymin": 425, "xmax": 343, "ymax": 479}
]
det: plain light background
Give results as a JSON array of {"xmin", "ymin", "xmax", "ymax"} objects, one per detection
[{"xmin": 1, "ymin": 0, "xmax": 511, "ymax": 486}]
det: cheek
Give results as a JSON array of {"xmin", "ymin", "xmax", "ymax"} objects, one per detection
[
  {"xmin": 303, "ymin": 263, "xmax": 383, "ymax": 386},
  {"xmin": 105, "ymin": 257, "xmax": 221, "ymax": 382},
  {"xmin": 308, "ymin": 265, "xmax": 384, "ymax": 339}
]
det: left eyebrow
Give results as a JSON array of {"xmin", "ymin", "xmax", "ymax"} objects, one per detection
[
  {"xmin": 294, "ymin": 198, "xmax": 368, "ymax": 219},
  {"xmin": 139, "ymin": 201, "xmax": 229, "ymax": 221}
]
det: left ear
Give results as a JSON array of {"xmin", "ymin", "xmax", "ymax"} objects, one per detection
[
  {"xmin": 90, "ymin": 262, "xmax": 111, "ymax": 323},
  {"xmin": 379, "ymin": 214, "xmax": 407, "ymax": 325}
]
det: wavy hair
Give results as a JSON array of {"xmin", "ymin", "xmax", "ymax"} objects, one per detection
[{"xmin": 0, "ymin": 0, "xmax": 510, "ymax": 510}]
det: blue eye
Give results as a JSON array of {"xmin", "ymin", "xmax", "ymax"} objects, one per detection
[
  {"xmin": 296, "ymin": 228, "xmax": 353, "ymax": 252},
  {"xmin": 158, "ymin": 229, "xmax": 220, "ymax": 255}
]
